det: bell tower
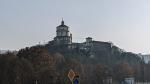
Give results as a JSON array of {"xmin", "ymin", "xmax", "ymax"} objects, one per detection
[{"xmin": 54, "ymin": 19, "xmax": 72, "ymax": 45}]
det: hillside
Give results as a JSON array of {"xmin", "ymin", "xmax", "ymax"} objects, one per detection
[
  {"xmin": 0, "ymin": 20, "xmax": 146, "ymax": 83},
  {"xmin": 45, "ymin": 40, "xmax": 142, "ymax": 67},
  {"xmin": 0, "ymin": 42, "xmax": 147, "ymax": 84}
]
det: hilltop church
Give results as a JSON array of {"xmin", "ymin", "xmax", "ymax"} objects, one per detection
[
  {"xmin": 53, "ymin": 20, "xmax": 72, "ymax": 45},
  {"xmin": 49, "ymin": 20, "xmax": 115, "ymax": 55}
]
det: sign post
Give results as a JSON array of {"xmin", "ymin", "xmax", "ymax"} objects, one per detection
[
  {"xmin": 68, "ymin": 69, "xmax": 79, "ymax": 84},
  {"xmin": 73, "ymin": 75, "xmax": 79, "ymax": 84},
  {"xmin": 68, "ymin": 69, "xmax": 75, "ymax": 82}
]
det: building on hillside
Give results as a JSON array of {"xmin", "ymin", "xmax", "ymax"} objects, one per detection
[
  {"xmin": 123, "ymin": 77, "xmax": 134, "ymax": 84},
  {"xmin": 54, "ymin": 19, "xmax": 72, "ymax": 45},
  {"xmin": 50, "ymin": 20, "xmax": 113, "ymax": 54}
]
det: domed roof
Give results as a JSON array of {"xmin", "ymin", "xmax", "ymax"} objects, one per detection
[{"xmin": 57, "ymin": 20, "xmax": 69, "ymax": 28}]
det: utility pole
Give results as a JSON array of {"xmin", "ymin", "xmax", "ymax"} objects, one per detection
[{"xmin": 35, "ymin": 80, "xmax": 37, "ymax": 84}]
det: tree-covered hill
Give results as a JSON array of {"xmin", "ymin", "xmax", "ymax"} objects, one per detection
[{"xmin": 0, "ymin": 43, "xmax": 148, "ymax": 84}]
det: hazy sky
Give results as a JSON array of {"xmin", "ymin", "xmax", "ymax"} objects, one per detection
[{"xmin": 0, "ymin": 0, "xmax": 150, "ymax": 54}]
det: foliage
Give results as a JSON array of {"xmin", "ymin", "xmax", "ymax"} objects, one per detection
[{"xmin": 0, "ymin": 44, "xmax": 145, "ymax": 84}]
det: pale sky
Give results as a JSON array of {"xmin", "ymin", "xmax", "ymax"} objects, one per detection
[{"xmin": 0, "ymin": 0, "xmax": 150, "ymax": 54}]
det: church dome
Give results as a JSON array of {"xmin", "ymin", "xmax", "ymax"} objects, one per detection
[{"xmin": 57, "ymin": 20, "xmax": 69, "ymax": 28}]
